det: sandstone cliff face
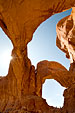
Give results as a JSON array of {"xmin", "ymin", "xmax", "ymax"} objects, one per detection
[{"xmin": 0, "ymin": 0, "xmax": 75, "ymax": 113}]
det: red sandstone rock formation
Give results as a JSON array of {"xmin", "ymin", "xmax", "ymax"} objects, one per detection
[
  {"xmin": 56, "ymin": 7, "xmax": 75, "ymax": 63},
  {"xmin": 0, "ymin": 0, "xmax": 75, "ymax": 112},
  {"xmin": 36, "ymin": 60, "xmax": 75, "ymax": 97}
]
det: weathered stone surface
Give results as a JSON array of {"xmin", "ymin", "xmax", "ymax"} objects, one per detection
[
  {"xmin": 0, "ymin": 0, "xmax": 75, "ymax": 112},
  {"xmin": 36, "ymin": 60, "xmax": 75, "ymax": 96},
  {"xmin": 56, "ymin": 7, "xmax": 75, "ymax": 113},
  {"xmin": 62, "ymin": 83, "xmax": 75, "ymax": 113},
  {"xmin": 0, "ymin": 0, "xmax": 75, "ymax": 47},
  {"xmin": 56, "ymin": 7, "xmax": 75, "ymax": 63}
]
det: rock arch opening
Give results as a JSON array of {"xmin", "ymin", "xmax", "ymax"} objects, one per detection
[
  {"xmin": 0, "ymin": 0, "xmax": 74, "ymax": 112},
  {"xmin": 28, "ymin": 9, "xmax": 72, "ymax": 107},
  {"xmin": 28, "ymin": 9, "xmax": 72, "ymax": 69},
  {"xmin": 0, "ymin": 27, "xmax": 13, "ymax": 76},
  {"xmin": 42, "ymin": 79, "xmax": 66, "ymax": 108}
]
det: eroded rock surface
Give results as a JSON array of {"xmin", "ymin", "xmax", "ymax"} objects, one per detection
[
  {"xmin": 56, "ymin": 7, "xmax": 75, "ymax": 63},
  {"xmin": 0, "ymin": 0, "xmax": 75, "ymax": 112},
  {"xmin": 36, "ymin": 60, "xmax": 75, "ymax": 97}
]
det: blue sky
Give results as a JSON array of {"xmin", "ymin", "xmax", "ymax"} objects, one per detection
[
  {"xmin": 28, "ymin": 8, "xmax": 72, "ymax": 108},
  {"xmin": 28, "ymin": 9, "xmax": 72, "ymax": 70},
  {"xmin": 0, "ymin": 28, "xmax": 13, "ymax": 76},
  {"xmin": 0, "ymin": 9, "xmax": 72, "ymax": 107}
]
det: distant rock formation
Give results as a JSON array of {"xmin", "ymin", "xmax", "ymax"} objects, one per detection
[{"xmin": 0, "ymin": 0, "xmax": 75, "ymax": 112}]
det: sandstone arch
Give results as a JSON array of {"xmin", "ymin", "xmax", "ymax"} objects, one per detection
[
  {"xmin": 0, "ymin": 0, "xmax": 75, "ymax": 112},
  {"xmin": 36, "ymin": 60, "xmax": 75, "ymax": 97}
]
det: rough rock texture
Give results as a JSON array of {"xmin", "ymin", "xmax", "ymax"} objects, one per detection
[
  {"xmin": 56, "ymin": 7, "xmax": 75, "ymax": 63},
  {"xmin": 56, "ymin": 7, "xmax": 75, "ymax": 112},
  {"xmin": 36, "ymin": 60, "xmax": 75, "ymax": 97},
  {"xmin": 0, "ymin": 0, "xmax": 75, "ymax": 112},
  {"xmin": 62, "ymin": 83, "xmax": 75, "ymax": 113}
]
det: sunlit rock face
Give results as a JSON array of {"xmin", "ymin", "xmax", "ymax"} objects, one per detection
[
  {"xmin": 0, "ymin": 0, "xmax": 75, "ymax": 112},
  {"xmin": 56, "ymin": 7, "xmax": 75, "ymax": 112},
  {"xmin": 56, "ymin": 8, "xmax": 75, "ymax": 63},
  {"xmin": 56, "ymin": 7, "xmax": 75, "ymax": 70}
]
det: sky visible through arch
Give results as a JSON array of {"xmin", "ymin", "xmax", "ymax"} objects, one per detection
[
  {"xmin": 0, "ymin": 28, "xmax": 13, "ymax": 76},
  {"xmin": 0, "ymin": 9, "xmax": 72, "ymax": 107},
  {"xmin": 28, "ymin": 9, "xmax": 72, "ymax": 108},
  {"xmin": 28, "ymin": 9, "xmax": 72, "ymax": 69}
]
